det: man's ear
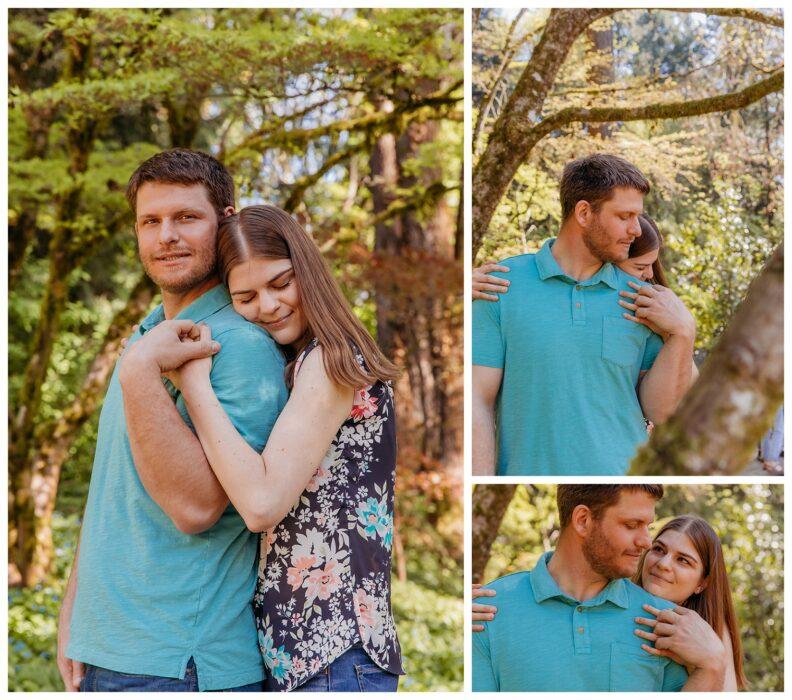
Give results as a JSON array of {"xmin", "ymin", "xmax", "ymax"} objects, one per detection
[
  {"xmin": 223, "ymin": 206, "xmax": 236, "ymax": 217},
  {"xmin": 574, "ymin": 200, "xmax": 593, "ymax": 228},
  {"xmin": 570, "ymin": 504, "xmax": 593, "ymax": 538}
]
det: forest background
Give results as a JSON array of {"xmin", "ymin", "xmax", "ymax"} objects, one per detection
[
  {"xmin": 8, "ymin": 8, "xmax": 463, "ymax": 691},
  {"xmin": 472, "ymin": 484, "xmax": 784, "ymax": 692},
  {"xmin": 473, "ymin": 9, "xmax": 783, "ymax": 473}
]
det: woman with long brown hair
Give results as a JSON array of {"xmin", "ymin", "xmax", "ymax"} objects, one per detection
[
  {"xmin": 473, "ymin": 514, "xmax": 746, "ymax": 690},
  {"xmin": 141, "ymin": 204, "xmax": 404, "ymax": 691},
  {"xmin": 632, "ymin": 515, "xmax": 746, "ymax": 690}
]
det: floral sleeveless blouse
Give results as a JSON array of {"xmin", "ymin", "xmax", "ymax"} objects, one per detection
[{"xmin": 253, "ymin": 339, "xmax": 404, "ymax": 691}]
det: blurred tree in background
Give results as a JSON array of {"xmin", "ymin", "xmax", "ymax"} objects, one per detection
[
  {"xmin": 8, "ymin": 8, "xmax": 462, "ymax": 691},
  {"xmin": 473, "ymin": 484, "xmax": 783, "ymax": 692}
]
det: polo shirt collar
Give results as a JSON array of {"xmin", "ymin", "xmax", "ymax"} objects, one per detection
[
  {"xmin": 535, "ymin": 238, "xmax": 619, "ymax": 290},
  {"xmin": 140, "ymin": 283, "xmax": 231, "ymax": 334},
  {"xmin": 530, "ymin": 550, "xmax": 629, "ymax": 608}
]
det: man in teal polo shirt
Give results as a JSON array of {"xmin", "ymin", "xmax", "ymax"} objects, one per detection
[
  {"xmin": 472, "ymin": 485, "xmax": 725, "ymax": 691},
  {"xmin": 472, "ymin": 154, "xmax": 697, "ymax": 475},
  {"xmin": 57, "ymin": 150, "xmax": 289, "ymax": 691}
]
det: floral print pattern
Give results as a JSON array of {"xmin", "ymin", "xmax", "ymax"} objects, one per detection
[{"xmin": 253, "ymin": 339, "xmax": 403, "ymax": 691}]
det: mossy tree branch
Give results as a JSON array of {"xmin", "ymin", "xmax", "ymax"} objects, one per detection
[{"xmin": 630, "ymin": 243, "xmax": 783, "ymax": 475}]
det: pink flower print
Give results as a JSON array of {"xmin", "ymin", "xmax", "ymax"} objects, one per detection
[
  {"xmin": 310, "ymin": 658, "xmax": 322, "ymax": 673},
  {"xmin": 306, "ymin": 463, "xmax": 330, "ymax": 492},
  {"xmin": 305, "ymin": 560, "xmax": 341, "ymax": 601},
  {"xmin": 354, "ymin": 588, "xmax": 375, "ymax": 627},
  {"xmin": 350, "ymin": 387, "xmax": 378, "ymax": 421},
  {"xmin": 286, "ymin": 554, "xmax": 318, "ymax": 591},
  {"xmin": 292, "ymin": 657, "xmax": 306, "ymax": 674}
]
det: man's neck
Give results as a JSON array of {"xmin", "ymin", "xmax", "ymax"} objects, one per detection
[
  {"xmin": 551, "ymin": 227, "xmax": 605, "ymax": 282},
  {"xmin": 161, "ymin": 275, "xmax": 221, "ymax": 320},
  {"xmin": 546, "ymin": 535, "xmax": 611, "ymax": 602}
]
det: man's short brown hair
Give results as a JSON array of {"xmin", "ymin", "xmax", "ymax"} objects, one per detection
[
  {"xmin": 556, "ymin": 485, "xmax": 664, "ymax": 529},
  {"xmin": 559, "ymin": 153, "xmax": 650, "ymax": 221},
  {"xmin": 126, "ymin": 148, "xmax": 235, "ymax": 218}
]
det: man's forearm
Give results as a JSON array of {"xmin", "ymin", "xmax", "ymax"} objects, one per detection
[
  {"xmin": 120, "ymin": 359, "xmax": 228, "ymax": 533},
  {"xmin": 639, "ymin": 334, "xmax": 695, "ymax": 424},
  {"xmin": 60, "ymin": 540, "xmax": 80, "ymax": 630},
  {"xmin": 472, "ymin": 400, "xmax": 497, "ymax": 476}
]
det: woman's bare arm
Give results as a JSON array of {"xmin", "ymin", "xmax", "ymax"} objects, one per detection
[
  {"xmin": 721, "ymin": 627, "xmax": 738, "ymax": 691},
  {"xmin": 179, "ymin": 346, "xmax": 353, "ymax": 532}
]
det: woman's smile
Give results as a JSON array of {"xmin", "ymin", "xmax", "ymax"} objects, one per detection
[{"xmin": 262, "ymin": 310, "xmax": 294, "ymax": 331}]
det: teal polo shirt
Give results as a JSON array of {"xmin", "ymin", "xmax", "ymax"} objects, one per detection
[
  {"xmin": 69, "ymin": 284, "xmax": 289, "ymax": 691},
  {"xmin": 472, "ymin": 552, "xmax": 688, "ymax": 692},
  {"xmin": 472, "ymin": 238, "xmax": 664, "ymax": 475}
]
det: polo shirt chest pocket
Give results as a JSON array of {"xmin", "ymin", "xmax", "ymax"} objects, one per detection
[
  {"xmin": 602, "ymin": 316, "xmax": 644, "ymax": 368},
  {"xmin": 609, "ymin": 642, "xmax": 664, "ymax": 691}
]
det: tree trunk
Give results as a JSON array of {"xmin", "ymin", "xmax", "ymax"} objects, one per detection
[
  {"xmin": 367, "ymin": 95, "xmax": 462, "ymax": 543},
  {"xmin": 585, "ymin": 21, "xmax": 614, "ymax": 138},
  {"xmin": 472, "ymin": 9, "xmax": 526, "ymax": 158},
  {"xmin": 10, "ymin": 275, "xmax": 158, "ymax": 586},
  {"xmin": 631, "ymin": 243, "xmax": 783, "ymax": 475},
  {"xmin": 9, "ymin": 14, "xmax": 97, "ymax": 586},
  {"xmin": 472, "ymin": 9, "xmax": 612, "ymax": 254},
  {"xmin": 472, "ymin": 484, "xmax": 517, "ymax": 583}
]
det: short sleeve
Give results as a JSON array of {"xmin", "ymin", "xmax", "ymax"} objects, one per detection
[
  {"xmin": 472, "ymin": 298, "xmax": 505, "ymax": 369},
  {"xmin": 472, "ymin": 623, "xmax": 498, "ymax": 692},
  {"xmin": 661, "ymin": 657, "xmax": 688, "ymax": 692},
  {"xmin": 177, "ymin": 326, "xmax": 289, "ymax": 453},
  {"xmin": 640, "ymin": 330, "xmax": 664, "ymax": 371}
]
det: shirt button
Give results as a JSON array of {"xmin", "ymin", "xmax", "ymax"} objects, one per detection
[
  {"xmin": 578, "ymin": 626, "xmax": 585, "ymax": 634},
  {"xmin": 577, "ymin": 606, "xmax": 583, "ymax": 612},
  {"xmin": 575, "ymin": 302, "xmax": 581, "ymax": 308},
  {"xmin": 575, "ymin": 285, "xmax": 582, "ymax": 290}
]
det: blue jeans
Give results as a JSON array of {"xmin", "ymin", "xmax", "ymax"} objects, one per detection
[
  {"xmin": 294, "ymin": 644, "xmax": 399, "ymax": 692},
  {"xmin": 80, "ymin": 658, "xmax": 263, "ymax": 692}
]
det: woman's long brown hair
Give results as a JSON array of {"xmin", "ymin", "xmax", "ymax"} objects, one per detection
[
  {"xmin": 630, "ymin": 214, "xmax": 669, "ymax": 287},
  {"xmin": 217, "ymin": 205, "xmax": 399, "ymax": 390},
  {"xmin": 633, "ymin": 515, "xmax": 746, "ymax": 689}
]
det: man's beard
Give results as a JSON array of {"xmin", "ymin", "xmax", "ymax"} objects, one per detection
[
  {"xmin": 582, "ymin": 521, "xmax": 640, "ymax": 580},
  {"xmin": 141, "ymin": 247, "xmax": 217, "ymax": 294},
  {"xmin": 581, "ymin": 216, "xmax": 627, "ymax": 263}
]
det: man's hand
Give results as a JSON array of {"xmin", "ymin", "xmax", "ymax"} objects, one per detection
[
  {"xmin": 634, "ymin": 604, "xmax": 727, "ymax": 679},
  {"xmin": 120, "ymin": 319, "xmax": 220, "ymax": 379},
  {"xmin": 167, "ymin": 324, "xmax": 215, "ymax": 393},
  {"xmin": 56, "ymin": 626, "xmax": 84, "ymax": 691},
  {"xmin": 473, "ymin": 262, "xmax": 510, "ymax": 301},
  {"xmin": 57, "ymin": 545, "xmax": 84, "ymax": 691},
  {"xmin": 619, "ymin": 281, "xmax": 696, "ymax": 342}
]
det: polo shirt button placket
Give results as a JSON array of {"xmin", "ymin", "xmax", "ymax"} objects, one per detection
[
  {"xmin": 572, "ymin": 603, "xmax": 591, "ymax": 654},
  {"xmin": 572, "ymin": 284, "xmax": 586, "ymax": 325}
]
